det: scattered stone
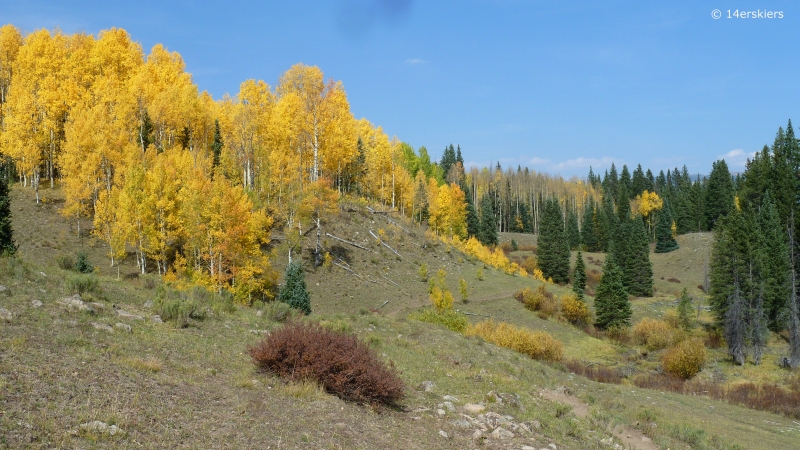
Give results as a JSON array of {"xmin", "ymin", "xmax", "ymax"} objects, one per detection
[
  {"xmin": 91, "ymin": 322, "xmax": 114, "ymax": 333},
  {"xmin": 442, "ymin": 401, "xmax": 455, "ymax": 412},
  {"xmin": 521, "ymin": 446, "xmax": 537, "ymax": 450},
  {"xmin": 419, "ymin": 380, "xmax": 435, "ymax": 392},
  {"xmin": 451, "ymin": 419, "xmax": 471, "ymax": 429},
  {"xmin": 0, "ymin": 307, "xmax": 12, "ymax": 322},
  {"xmin": 463, "ymin": 403, "xmax": 485, "ymax": 414},
  {"xmin": 89, "ymin": 302, "xmax": 105, "ymax": 310},
  {"xmin": 436, "ymin": 409, "xmax": 446, "ymax": 416},
  {"xmin": 0, "ymin": 285, "xmax": 7, "ymax": 293},
  {"xmin": 530, "ymin": 420, "xmax": 542, "ymax": 430},
  {"xmin": 518, "ymin": 422, "xmax": 532, "ymax": 434},
  {"xmin": 471, "ymin": 429, "xmax": 484, "ymax": 441},
  {"xmin": 600, "ymin": 438, "xmax": 613, "ymax": 446},
  {"xmin": 548, "ymin": 443, "xmax": 557, "ymax": 450},
  {"xmin": 31, "ymin": 300, "xmax": 43, "ymax": 308},
  {"xmin": 143, "ymin": 300, "xmax": 153, "ymax": 309},
  {"xmin": 438, "ymin": 430, "xmax": 449, "ymax": 439},
  {"xmin": 116, "ymin": 309, "xmax": 144, "ymax": 320},
  {"xmin": 490, "ymin": 427, "xmax": 514, "ymax": 440},
  {"xmin": 484, "ymin": 411, "xmax": 509, "ymax": 428},
  {"xmin": 115, "ymin": 323, "xmax": 132, "ymax": 333},
  {"xmin": 256, "ymin": 310, "xmax": 263, "ymax": 317},
  {"xmin": 78, "ymin": 421, "xmax": 125, "ymax": 436},
  {"xmin": 151, "ymin": 315, "xmax": 163, "ymax": 323},
  {"xmin": 38, "ymin": 272, "xmax": 46, "ymax": 277},
  {"xmin": 248, "ymin": 329, "xmax": 269, "ymax": 335},
  {"xmin": 442, "ymin": 394, "xmax": 459, "ymax": 402},
  {"xmin": 57, "ymin": 294, "xmax": 91, "ymax": 312},
  {"xmin": 642, "ymin": 436, "xmax": 652, "ymax": 443}
]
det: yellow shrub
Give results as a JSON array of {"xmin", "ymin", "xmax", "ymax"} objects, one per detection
[
  {"xmin": 560, "ymin": 293, "xmax": 590, "ymax": 326},
  {"xmin": 632, "ymin": 318, "xmax": 672, "ymax": 350},
  {"xmin": 458, "ymin": 278, "xmax": 468, "ymax": 303},
  {"xmin": 663, "ymin": 310, "xmax": 681, "ymax": 329},
  {"xmin": 662, "ymin": 338, "xmax": 706, "ymax": 379},
  {"xmin": 466, "ymin": 320, "xmax": 563, "ymax": 362}
]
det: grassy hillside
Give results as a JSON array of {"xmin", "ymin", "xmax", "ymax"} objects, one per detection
[{"xmin": 2, "ymin": 184, "xmax": 800, "ymax": 449}]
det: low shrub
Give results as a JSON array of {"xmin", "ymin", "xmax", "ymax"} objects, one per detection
[
  {"xmin": 499, "ymin": 241, "xmax": 513, "ymax": 255},
  {"xmin": 418, "ymin": 263, "xmax": 428, "ymax": 282},
  {"xmin": 520, "ymin": 255, "xmax": 538, "ymax": 275},
  {"xmin": 632, "ymin": 318, "xmax": 672, "ymax": 350},
  {"xmin": 662, "ymin": 338, "xmax": 706, "ymax": 379},
  {"xmin": 515, "ymin": 284, "xmax": 554, "ymax": 314},
  {"xmin": 153, "ymin": 285, "xmax": 209, "ymax": 327},
  {"xmin": 409, "ymin": 308, "xmax": 468, "ymax": 333},
  {"xmin": 56, "ymin": 254, "xmax": 74, "ymax": 271},
  {"xmin": 667, "ymin": 277, "xmax": 681, "ymax": 283},
  {"xmin": 466, "ymin": 320, "xmax": 563, "ymax": 362},
  {"xmin": 264, "ymin": 301, "xmax": 299, "ymax": 323},
  {"xmin": 560, "ymin": 293, "xmax": 591, "ymax": 326},
  {"xmin": 248, "ymin": 322, "xmax": 405, "ymax": 406},
  {"xmin": 65, "ymin": 275, "xmax": 100, "ymax": 297},
  {"xmin": 606, "ymin": 325, "xmax": 631, "ymax": 345},
  {"xmin": 562, "ymin": 359, "xmax": 623, "ymax": 384},
  {"xmin": 663, "ymin": 310, "xmax": 681, "ymax": 329}
]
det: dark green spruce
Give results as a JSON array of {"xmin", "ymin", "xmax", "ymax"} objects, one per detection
[{"xmin": 537, "ymin": 197, "xmax": 571, "ymax": 284}]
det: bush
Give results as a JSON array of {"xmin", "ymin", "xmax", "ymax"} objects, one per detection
[
  {"xmin": 248, "ymin": 322, "xmax": 405, "ymax": 406},
  {"xmin": 466, "ymin": 320, "xmax": 563, "ymax": 362},
  {"xmin": 560, "ymin": 293, "xmax": 590, "ymax": 326},
  {"xmin": 418, "ymin": 263, "xmax": 428, "ymax": 282},
  {"xmin": 75, "ymin": 251, "xmax": 94, "ymax": 274},
  {"xmin": 278, "ymin": 262, "xmax": 311, "ymax": 315},
  {"xmin": 515, "ymin": 284, "xmax": 556, "ymax": 318},
  {"xmin": 632, "ymin": 318, "xmax": 673, "ymax": 351},
  {"xmin": 409, "ymin": 308, "xmax": 468, "ymax": 333},
  {"xmin": 65, "ymin": 275, "xmax": 100, "ymax": 297},
  {"xmin": 606, "ymin": 325, "xmax": 631, "ymax": 344},
  {"xmin": 458, "ymin": 278, "xmax": 468, "ymax": 303},
  {"xmin": 662, "ymin": 338, "xmax": 706, "ymax": 379},
  {"xmin": 153, "ymin": 285, "xmax": 209, "ymax": 327},
  {"xmin": 520, "ymin": 256, "xmax": 538, "ymax": 275},
  {"xmin": 56, "ymin": 254, "xmax": 74, "ymax": 271},
  {"xmin": 476, "ymin": 266, "xmax": 484, "ymax": 281}
]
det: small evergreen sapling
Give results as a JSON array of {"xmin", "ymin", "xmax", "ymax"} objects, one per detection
[
  {"xmin": 278, "ymin": 262, "xmax": 311, "ymax": 315},
  {"xmin": 677, "ymin": 288, "xmax": 694, "ymax": 330}
]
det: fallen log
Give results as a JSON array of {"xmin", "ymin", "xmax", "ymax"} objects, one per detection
[
  {"xmin": 369, "ymin": 230, "xmax": 402, "ymax": 259},
  {"xmin": 325, "ymin": 233, "xmax": 371, "ymax": 252}
]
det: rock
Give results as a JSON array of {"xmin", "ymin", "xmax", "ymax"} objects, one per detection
[
  {"xmin": 91, "ymin": 322, "xmax": 114, "ymax": 333},
  {"xmin": 529, "ymin": 420, "xmax": 541, "ymax": 430},
  {"xmin": 518, "ymin": 422, "xmax": 532, "ymax": 434},
  {"xmin": 0, "ymin": 307, "xmax": 12, "ymax": 322},
  {"xmin": 521, "ymin": 446, "xmax": 537, "ymax": 450},
  {"xmin": 256, "ymin": 310, "xmax": 263, "ymax": 317},
  {"xmin": 642, "ymin": 436, "xmax": 652, "ymax": 443},
  {"xmin": 484, "ymin": 412, "xmax": 509, "ymax": 428},
  {"xmin": 463, "ymin": 403, "xmax": 485, "ymax": 414},
  {"xmin": 151, "ymin": 315, "xmax": 164, "ymax": 323},
  {"xmin": 79, "ymin": 421, "xmax": 125, "ymax": 436},
  {"xmin": 0, "ymin": 285, "xmax": 7, "ymax": 293},
  {"xmin": 115, "ymin": 323, "xmax": 132, "ymax": 333},
  {"xmin": 442, "ymin": 394, "xmax": 459, "ymax": 402},
  {"xmin": 471, "ymin": 429, "xmax": 484, "ymax": 441},
  {"xmin": 57, "ymin": 294, "xmax": 91, "ymax": 312},
  {"xmin": 419, "ymin": 380, "xmax": 435, "ymax": 392},
  {"xmin": 143, "ymin": 300, "xmax": 153, "ymax": 309},
  {"xmin": 31, "ymin": 300, "xmax": 43, "ymax": 308},
  {"xmin": 442, "ymin": 401, "xmax": 455, "ymax": 412},
  {"xmin": 490, "ymin": 427, "xmax": 514, "ymax": 440},
  {"xmin": 600, "ymin": 438, "xmax": 613, "ymax": 445},
  {"xmin": 438, "ymin": 430, "xmax": 449, "ymax": 439},
  {"xmin": 436, "ymin": 409, "xmax": 446, "ymax": 416},
  {"xmin": 549, "ymin": 443, "xmax": 558, "ymax": 450},
  {"xmin": 451, "ymin": 419, "xmax": 471, "ymax": 429},
  {"xmin": 89, "ymin": 302, "xmax": 105, "ymax": 310},
  {"xmin": 116, "ymin": 309, "xmax": 144, "ymax": 320}
]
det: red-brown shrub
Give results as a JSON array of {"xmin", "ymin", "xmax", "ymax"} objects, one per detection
[
  {"xmin": 563, "ymin": 359, "xmax": 623, "ymax": 384},
  {"xmin": 667, "ymin": 277, "xmax": 681, "ymax": 283},
  {"xmin": 248, "ymin": 322, "xmax": 405, "ymax": 406}
]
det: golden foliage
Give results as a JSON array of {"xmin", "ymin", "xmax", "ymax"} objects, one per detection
[
  {"xmin": 661, "ymin": 338, "xmax": 706, "ymax": 379},
  {"xmin": 560, "ymin": 293, "xmax": 590, "ymax": 326},
  {"xmin": 632, "ymin": 318, "xmax": 673, "ymax": 351},
  {"xmin": 466, "ymin": 320, "xmax": 563, "ymax": 362}
]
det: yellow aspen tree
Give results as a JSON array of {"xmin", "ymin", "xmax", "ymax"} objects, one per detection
[
  {"xmin": 142, "ymin": 149, "xmax": 187, "ymax": 275},
  {"xmin": 0, "ymin": 24, "xmax": 23, "ymax": 144},
  {"xmin": 117, "ymin": 163, "xmax": 150, "ymax": 274}
]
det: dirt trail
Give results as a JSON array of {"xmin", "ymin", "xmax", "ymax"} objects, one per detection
[{"xmin": 540, "ymin": 386, "xmax": 659, "ymax": 450}]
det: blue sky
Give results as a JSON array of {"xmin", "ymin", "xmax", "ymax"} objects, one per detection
[{"xmin": 5, "ymin": 1, "xmax": 799, "ymax": 177}]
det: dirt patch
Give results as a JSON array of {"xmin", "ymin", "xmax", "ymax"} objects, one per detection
[{"xmin": 540, "ymin": 386, "xmax": 658, "ymax": 450}]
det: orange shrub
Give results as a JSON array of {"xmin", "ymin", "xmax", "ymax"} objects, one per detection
[
  {"xmin": 560, "ymin": 293, "xmax": 590, "ymax": 326},
  {"xmin": 661, "ymin": 338, "xmax": 706, "ymax": 380},
  {"xmin": 466, "ymin": 320, "xmax": 563, "ymax": 362},
  {"xmin": 632, "ymin": 318, "xmax": 673, "ymax": 350}
]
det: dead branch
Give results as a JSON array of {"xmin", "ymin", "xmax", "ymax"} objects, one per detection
[
  {"xmin": 325, "ymin": 233, "xmax": 371, "ymax": 252},
  {"xmin": 333, "ymin": 261, "xmax": 362, "ymax": 278},
  {"xmin": 378, "ymin": 300, "xmax": 389, "ymax": 309},
  {"xmin": 385, "ymin": 217, "xmax": 413, "ymax": 234},
  {"xmin": 459, "ymin": 310, "xmax": 491, "ymax": 318},
  {"xmin": 366, "ymin": 206, "xmax": 392, "ymax": 215},
  {"xmin": 369, "ymin": 230, "xmax": 402, "ymax": 259},
  {"xmin": 380, "ymin": 273, "xmax": 400, "ymax": 287},
  {"xmin": 366, "ymin": 275, "xmax": 380, "ymax": 285}
]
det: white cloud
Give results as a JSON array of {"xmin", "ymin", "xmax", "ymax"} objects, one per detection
[
  {"xmin": 405, "ymin": 58, "xmax": 426, "ymax": 65},
  {"xmin": 550, "ymin": 156, "xmax": 619, "ymax": 171},
  {"xmin": 528, "ymin": 157, "xmax": 550, "ymax": 165},
  {"xmin": 719, "ymin": 149, "xmax": 756, "ymax": 169}
]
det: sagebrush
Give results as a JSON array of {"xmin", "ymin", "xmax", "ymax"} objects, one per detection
[{"xmin": 466, "ymin": 320, "xmax": 562, "ymax": 362}]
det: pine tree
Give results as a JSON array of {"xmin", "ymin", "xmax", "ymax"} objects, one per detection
[
  {"xmin": 139, "ymin": 109, "xmax": 153, "ymax": 152},
  {"xmin": 278, "ymin": 262, "xmax": 311, "ymax": 315},
  {"xmin": 757, "ymin": 192, "xmax": 790, "ymax": 330},
  {"xmin": 537, "ymin": 197, "xmax": 571, "ymax": 284},
  {"xmin": 655, "ymin": 202, "xmax": 679, "ymax": 253},
  {"xmin": 566, "ymin": 209, "xmax": 580, "ymax": 250},
  {"xmin": 677, "ymin": 288, "xmax": 693, "ymax": 330},
  {"xmin": 580, "ymin": 200, "xmax": 599, "ymax": 251},
  {"xmin": 0, "ymin": 171, "xmax": 16, "ymax": 256},
  {"xmin": 573, "ymin": 251, "xmax": 587, "ymax": 300},
  {"xmin": 477, "ymin": 195, "xmax": 498, "ymax": 246},
  {"xmin": 627, "ymin": 219, "xmax": 654, "ymax": 297},
  {"xmin": 211, "ymin": 118, "xmax": 223, "ymax": 170},
  {"xmin": 594, "ymin": 257, "xmax": 631, "ymax": 329},
  {"xmin": 462, "ymin": 184, "xmax": 480, "ymax": 238},
  {"xmin": 705, "ymin": 159, "xmax": 734, "ymax": 229},
  {"xmin": 725, "ymin": 279, "xmax": 746, "ymax": 365}
]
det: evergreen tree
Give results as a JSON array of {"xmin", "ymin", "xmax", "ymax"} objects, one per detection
[
  {"xmin": 455, "ymin": 145, "xmax": 464, "ymax": 166},
  {"xmin": 566, "ymin": 209, "xmax": 580, "ymax": 250},
  {"xmin": 211, "ymin": 119, "xmax": 223, "ymax": 170},
  {"xmin": 594, "ymin": 256, "xmax": 631, "ymax": 329},
  {"xmin": 572, "ymin": 251, "xmax": 587, "ymax": 300},
  {"xmin": 619, "ymin": 165, "xmax": 632, "ymax": 199},
  {"xmin": 278, "ymin": 262, "xmax": 311, "ymax": 315},
  {"xmin": 462, "ymin": 184, "xmax": 480, "ymax": 238},
  {"xmin": 631, "ymin": 164, "xmax": 646, "ymax": 197},
  {"xmin": 478, "ymin": 195, "xmax": 498, "ymax": 246},
  {"xmin": 757, "ymin": 192, "xmax": 790, "ymax": 330},
  {"xmin": 537, "ymin": 197, "xmax": 571, "ymax": 284},
  {"xmin": 725, "ymin": 279, "xmax": 746, "ymax": 365},
  {"xmin": 705, "ymin": 159, "xmax": 734, "ymax": 229},
  {"xmin": 139, "ymin": 109, "xmax": 153, "ymax": 152},
  {"xmin": 0, "ymin": 171, "xmax": 16, "ymax": 256},
  {"xmin": 655, "ymin": 201, "xmax": 679, "ymax": 253},
  {"xmin": 627, "ymin": 219, "xmax": 654, "ymax": 297},
  {"xmin": 440, "ymin": 144, "xmax": 457, "ymax": 178},
  {"xmin": 677, "ymin": 288, "xmax": 694, "ymax": 330},
  {"xmin": 580, "ymin": 200, "xmax": 599, "ymax": 251}
]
